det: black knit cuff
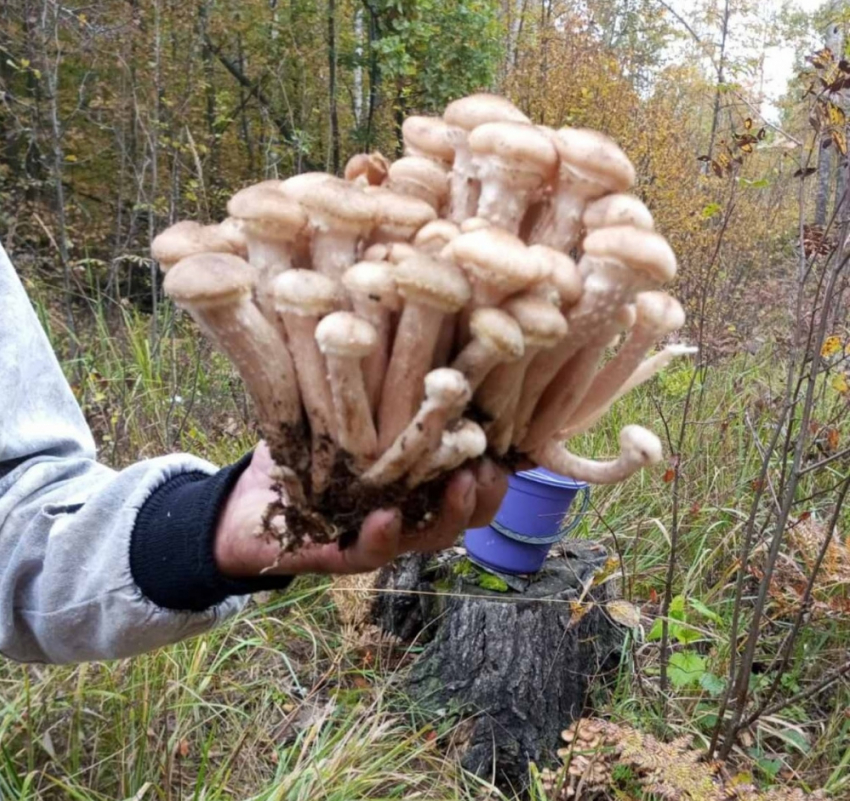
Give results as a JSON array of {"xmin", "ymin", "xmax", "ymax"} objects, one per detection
[{"xmin": 130, "ymin": 452, "xmax": 294, "ymax": 612}]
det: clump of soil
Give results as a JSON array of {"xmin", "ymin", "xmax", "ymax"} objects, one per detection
[{"xmin": 260, "ymin": 430, "xmax": 522, "ymax": 554}]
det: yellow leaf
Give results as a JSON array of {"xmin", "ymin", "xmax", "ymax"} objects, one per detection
[
  {"xmin": 822, "ymin": 335, "xmax": 842, "ymax": 357},
  {"xmin": 605, "ymin": 599, "xmax": 641, "ymax": 628},
  {"xmin": 20, "ymin": 58, "xmax": 30, "ymax": 68},
  {"xmin": 65, "ymin": 154, "xmax": 78, "ymax": 163},
  {"xmin": 831, "ymin": 374, "xmax": 849, "ymax": 393}
]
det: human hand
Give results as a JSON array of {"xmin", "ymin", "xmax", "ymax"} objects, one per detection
[{"xmin": 213, "ymin": 442, "xmax": 509, "ymax": 577}]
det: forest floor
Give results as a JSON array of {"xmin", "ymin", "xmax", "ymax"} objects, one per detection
[{"xmin": 1, "ymin": 270, "xmax": 848, "ymax": 801}]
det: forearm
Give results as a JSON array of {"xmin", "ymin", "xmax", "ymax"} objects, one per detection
[
  {"xmin": 0, "ymin": 243, "xmax": 289, "ymax": 663},
  {"xmin": 0, "ymin": 453, "xmax": 250, "ymax": 663}
]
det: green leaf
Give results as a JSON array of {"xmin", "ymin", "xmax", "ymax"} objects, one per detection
[
  {"xmin": 756, "ymin": 757, "xmax": 783, "ymax": 779},
  {"xmin": 478, "ymin": 573, "xmax": 509, "ymax": 592},
  {"xmin": 701, "ymin": 202, "xmax": 722, "ymax": 219},
  {"xmin": 647, "ymin": 617, "xmax": 664, "ymax": 641},
  {"xmin": 673, "ymin": 624, "xmax": 702, "ymax": 645},
  {"xmin": 699, "ymin": 672, "xmax": 726, "ymax": 696},
  {"xmin": 669, "ymin": 595, "xmax": 686, "ymax": 621},
  {"xmin": 667, "ymin": 652, "xmax": 707, "ymax": 688},
  {"xmin": 688, "ymin": 598, "xmax": 723, "ymax": 625},
  {"xmin": 773, "ymin": 728, "xmax": 810, "ymax": 754}
]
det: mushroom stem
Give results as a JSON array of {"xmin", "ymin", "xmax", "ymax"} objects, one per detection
[
  {"xmin": 513, "ymin": 227, "xmax": 676, "ymax": 444},
  {"xmin": 363, "ymin": 369, "xmax": 470, "ymax": 486},
  {"xmin": 406, "ymin": 419, "xmax": 487, "ymax": 488},
  {"xmin": 450, "ymin": 308, "xmax": 524, "ymax": 392},
  {"xmin": 518, "ymin": 304, "xmax": 634, "ymax": 453},
  {"xmin": 164, "ymin": 254, "xmax": 308, "ymax": 500},
  {"xmin": 432, "ymin": 315, "xmax": 458, "ymax": 368},
  {"xmin": 531, "ymin": 425, "xmax": 663, "ymax": 485},
  {"xmin": 342, "ymin": 261, "xmax": 400, "ymax": 413},
  {"xmin": 315, "ymin": 312, "xmax": 379, "ymax": 462},
  {"xmin": 561, "ymin": 345, "xmax": 697, "ymax": 438},
  {"xmin": 476, "ymin": 295, "xmax": 567, "ymax": 455},
  {"xmin": 562, "ymin": 292, "xmax": 685, "ymax": 435},
  {"xmin": 273, "ymin": 270, "xmax": 340, "ymax": 494},
  {"xmin": 376, "ymin": 255, "xmax": 470, "ymax": 451}
]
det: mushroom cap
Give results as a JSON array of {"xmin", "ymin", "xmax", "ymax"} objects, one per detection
[
  {"xmin": 216, "ymin": 218, "xmax": 249, "ymax": 259},
  {"xmin": 582, "ymin": 225, "xmax": 677, "ymax": 285},
  {"xmin": 395, "ymin": 254, "xmax": 471, "ymax": 313},
  {"xmin": 529, "ymin": 246, "xmax": 582, "ymax": 305},
  {"xmin": 342, "ymin": 261, "xmax": 401, "ymax": 311},
  {"xmin": 468, "ymin": 121, "xmax": 559, "ymax": 178},
  {"xmin": 468, "ymin": 307, "xmax": 525, "ymax": 360},
  {"xmin": 449, "ymin": 227, "xmax": 548, "ymax": 294},
  {"xmin": 293, "ymin": 180, "xmax": 376, "ymax": 232},
  {"xmin": 315, "ymin": 311, "xmax": 378, "ymax": 358},
  {"xmin": 423, "ymin": 368, "xmax": 471, "ymax": 408},
  {"xmin": 164, "ymin": 253, "xmax": 255, "ymax": 309},
  {"xmin": 502, "ymin": 295, "xmax": 568, "ymax": 348},
  {"xmin": 402, "ymin": 115, "xmax": 456, "ymax": 163},
  {"xmin": 227, "ymin": 182, "xmax": 308, "ymax": 241},
  {"xmin": 583, "ymin": 194, "xmax": 654, "ymax": 232},
  {"xmin": 634, "ymin": 291, "xmax": 686, "ymax": 335},
  {"xmin": 273, "ymin": 269, "xmax": 340, "ymax": 317},
  {"xmin": 388, "ymin": 156, "xmax": 449, "ymax": 204},
  {"xmin": 344, "ymin": 152, "xmax": 390, "ymax": 186},
  {"xmin": 280, "ymin": 172, "xmax": 340, "ymax": 194},
  {"xmin": 443, "ymin": 93, "xmax": 530, "ymax": 132},
  {"xmin": 152, "ymin": 221, "xmax": 241, "ymax": 270},
  {"xmin": 413, "ymin": 219, "xmax": 460, "ymax": 253},
  {"xmin": 553, "ymin": 128, "xmax": 635, "ymax": 193},
  {"xmin": 366, "ymin": 188, "xmax": 437, "ymax": 240},
  {"xmin": 620, "ymin": 424, "xmax": 663, "ymax": 466},
  {"xmin": 445, "ymin": 418, "xmax": 487, "ymax": 458},
  {"xmin": 386, "ymin": 242, "xmax": 417, "ymax": 264},
  {"xmin": 460, "ymin": 217, "xmax": 492, "ymax": 233},
  {"xmin": 362, "ymin": 243, "xmax": 389, "ymax": 262}
]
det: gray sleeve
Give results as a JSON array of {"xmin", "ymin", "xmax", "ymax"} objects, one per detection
[{"xmin": 0, "ymin": 242, "xmax": 246, "ymax": 664}]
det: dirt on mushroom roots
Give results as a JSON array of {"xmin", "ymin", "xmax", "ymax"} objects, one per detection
[{"xmin": 262, "ymin": 417, "xmax": 523, "ymax": 553}]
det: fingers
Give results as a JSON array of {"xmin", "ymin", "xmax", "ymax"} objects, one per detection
[
  {"xmin": 339, "ymin": 508, "xmax": 403, "ymax": 573},
  {"xmin": 468, "ymin": 458, "xmax": 509, "ymax": 529},
  {"xmin": 409, "ymin": 469, "xmax": 477, "ymax": 553}
]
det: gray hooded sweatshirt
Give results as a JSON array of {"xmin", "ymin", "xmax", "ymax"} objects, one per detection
[{"xmin": 0, "ymin": 243, "xmax": 291, "ymax": 665}]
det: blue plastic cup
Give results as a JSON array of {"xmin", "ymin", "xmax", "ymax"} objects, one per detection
[{"xmin": 463, "ymin": 467, "xmax": 589, "ymax": 575}]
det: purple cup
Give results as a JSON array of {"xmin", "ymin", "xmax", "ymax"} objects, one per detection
[{"xmin": 463, "ymin": 467, "xmax": 589, "ymax": 575}]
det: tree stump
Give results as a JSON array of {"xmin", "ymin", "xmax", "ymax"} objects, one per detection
[{"xmin": 372, "ymin": 542, "xmax": 625, "ymax": 792}]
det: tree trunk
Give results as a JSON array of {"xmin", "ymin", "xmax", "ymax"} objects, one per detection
[
  {"xmin": 816, "ymin": 2, "xmax": 846, "ymax": 226},
  {"xmin": 372, "ymin": 543, "xmax": 625, "ymax": 792},
  {"xmin": 327, "ymin": 0, "xmax": 340, "ymax": 174}
]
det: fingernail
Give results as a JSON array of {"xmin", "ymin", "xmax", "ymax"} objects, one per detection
[{"xmin": 381, "ymin": 509, "xmax": 403, "ymax": 538}]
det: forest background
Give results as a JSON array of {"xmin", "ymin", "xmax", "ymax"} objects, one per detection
[{"xmin": 2, "ymin": 1, "xmax": 850, "ymax": 799}]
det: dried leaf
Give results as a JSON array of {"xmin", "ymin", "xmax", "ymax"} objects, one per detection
[
  {"xmin": 793, "ymin": 167, "xmax": 817, "ymax": 178},
  {"xmin": 663, "ymin": 468, "xmax": 675, "ymax": 482},
  {"xmin": 821, "ymin": 335, "xmax": 842, "ymax": 356},
  {"xmin": 826, "ymin": 427, "xmax": 841, "ymax": 452},
  {"xmin": 606, "ymin": 599, "xmax": 641, "ymax": 628},
  {"xmin": 832, "ymin": 127, "xmax": 848, "ymax": 155}
]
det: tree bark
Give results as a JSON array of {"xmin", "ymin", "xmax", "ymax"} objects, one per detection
[
  {"xmin": 372, "ymin": 543, "xmax": 625, "ymax": 792},
  {"xmin": 816, "ymin": 2, "xmax": 846, "ymax": 226},
  {"xmin": 327, "ymin": 0, "xmax": 340, "ymax": 174}
]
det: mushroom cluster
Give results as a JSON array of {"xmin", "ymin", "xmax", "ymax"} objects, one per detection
[{"xmin": 154, "ymin": 93, "xmax": 694, "ymax": 554}]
